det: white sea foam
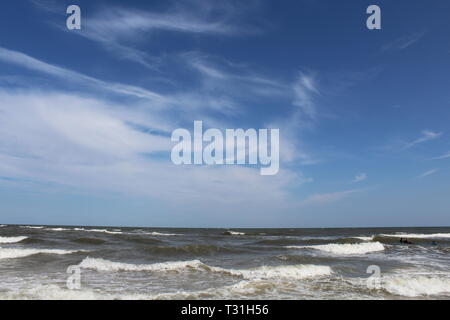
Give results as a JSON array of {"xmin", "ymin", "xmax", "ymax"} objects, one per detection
[
  {"xmin": 0, "ymin": 248, "xmax": 83, "ymax": 260},
  {"xmin": 79, "ymin": 257, "xmax": 332, "ymax": 281},
  {"xmin": 20, "ymin": 226, "xmax": 44, "ymax": 229},
  {"xmin": 383, "ymin": 274, "xmax": 450, "ymax": 297},
  {"xmin": 380, "ymin": 233, "xmax": 450, "ymax": 239},
  {"xmin": 287, "ymin": 242, "xmax": 385, "ymax": 255},
  {"xmin": 141, "ymin": 232, "xmax": 181, "ymax": 236},
  {"xmin": 0, "ymin": 281, "xmax": 277, "ymax": 300},
  {"xmin": 223, "ymin": 231, "xmax": 246, "ymax": 236},
  {"xmin": 352, "ymin": 236, "xmax": 374, "ymax": 241},
  {"xmin": 79, "ymin": 257, "xmax": 205, "ymax": 272},
  {"xmin": 0, "ymin": 285, "xmax": 110, "ymax": 300},
  {"xmin": 230, "ymin": 264, "xmax": 332, "ymax": 280},
  {"xmin": 74, "ymin": 228, "xmax": 123, "ymax": 234},
  {"xmin": 0, "ymin": 236, "xmax": 28, "ymax": 243},
  {"xmin": 45, "ymin": 227, "xmax": 179, "ymax": 236},
  {"xmin": 146, "ymin": 280, "xmax": 281, "ymax": 300}
]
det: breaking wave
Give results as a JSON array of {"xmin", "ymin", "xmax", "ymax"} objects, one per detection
[
  {"xmin": 382, "ymin": 274, "xmax": 450, "ymax": 297},
  {"xmin": 352, "ymin": 236, "xmax": 373, "ymax": 241},
  {"xmin": 0, "ymin": 248, "xmax": 85, "ymax": 260},
  {"xmin": 379, "ymin": 233, "xmax": 450, "ymax": 239},
  {"xmin": 41, "ymin": 227, "xmax": 181, "ymax": 237},
  {"xmin": 74, "ymin": 228, "xmax": 123, "ymax": 234},
  {"xmin": 142, "ymin": 232, "xmax": 181, "ymax": 236},
  {"xmin": 20, "ymin": 226, "xmax": 44, "ymax": 229},
  {"xmin": 222, "ymin": 231, "xmax": 246, "ymax": 236},
  {"xmin": 79, "ymin": 257, "xmax": 206, "ymax": 272},
  {"xmin": 0, "ymin": 281, "xmax": 281, "ymax": 300},
  {"xmin": 78, "ymin": 257, "xmax": 332, "ymax": 280},
  {"xmin": 45, "ymin": 228, "xmax": 73, "ymax": 231},
  {"xmin": 287, "ymin": 242, "xmax": 385, "ymax": 255},
  {"xmin": 0, "ymin": 236, "xmax": 28, "ymax": 243}
]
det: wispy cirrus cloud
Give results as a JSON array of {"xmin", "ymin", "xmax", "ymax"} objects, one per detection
[
  {"xmin": 34, "ymin": 1, "xmax": 260, "ymax": 70},
  {"xmin": 184, "ymin": 52, "xmax": 289, "ymax": 101},
  {"xmin": 292, "ymin": 72, "xmax": 320, "ymax": 120},
  {"xmin": 0, "ymin": 46, "xmax": 167, "ymax": 103},
  {"xmin": 0, "ymin": 46, "xmax": 251, "ymax": 118},
  {"xmin": 430, "ymin": 151, "xmax": 450, "ymax": 160},
  {"xmin": 414, "ymin": 169, "xmax": 438, "ymax": 179},
  {"xmin": 381, "ymin": 31, "xmax": 426, "ymax": 52},
  {"xmin": 403, "ymin": 130, "xmax": 442, "ymax": 150},
  {"xmin": 0, "ymin": 90, "xmax": 301, "ymax": 212}
]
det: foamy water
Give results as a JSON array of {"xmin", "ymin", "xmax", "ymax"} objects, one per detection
[
  {"xmin": 287, "ymin": 242, "xmax": 385, "ymax": 255},
  {"xmin": 0, "ymin": 248, "xmax": 82, "ymax": 260},
  {"xmin": 0, "ymin": 236, "xmax": 28, "ymax": 244},
  {"xmin": 0, "ymin": 225, "xmax": 449, "ymax": 299}
]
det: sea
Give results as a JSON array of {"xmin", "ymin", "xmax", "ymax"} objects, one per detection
[{"xmin": 0, "ymin": 225, "xmax": 449, "ymax": 300}]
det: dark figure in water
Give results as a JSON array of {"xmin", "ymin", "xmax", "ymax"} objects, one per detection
[
  {"xmin": 400, "ymin": 238, "xmax": 413, "ymax": 244},
  {"xmin": 431, "ymin": 241, "xmax": 438, "ymax": 246}
]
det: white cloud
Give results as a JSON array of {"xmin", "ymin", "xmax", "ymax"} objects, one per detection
[
  {"xmin": 0, "ymin": 90, "xmax": 305, "ymax": 214},
  {"xmin": 430, "ymin": 151, "xmax": 450, "ymax": 160},
  {"xmin": 352, "ymin": 173, "xmax": 367, "ymax": 183},
  {"xmin": 381, "ymin": 31, "xmax": 426, "ymax": 52},
  {"xmin": 62, "ymin": 2, "xmax": 258, "ymax": 69},
  {"xmin": 415, "ymin": 169, "xmax": 438, "ymax": 179},
  {"xmin": 403, "ymin": 130, "xmax": 442, "ymax": 149},
  {"xmin": 0, "ymin": 46, "xmax": 167, "ymax": 103},
  {"xmin": 292, "ymin": 72, "xmax": 319, "ymax": 120},
  {"xmin": 0, "ymin": 46, "xmax": 251, "ymax": 118},
  {"xmin": 0, "ymin": 44, "xmax": 315, "ymax": 214}
]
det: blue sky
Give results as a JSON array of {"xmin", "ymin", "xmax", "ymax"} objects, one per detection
[{"xmin": 0, "ymin": 0, "xmax": 449, "ymax": 228}]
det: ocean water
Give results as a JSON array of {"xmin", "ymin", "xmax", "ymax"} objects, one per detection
[{"xmin": 0, "ymin": 225, "xmax": 449, "ymax": 300}]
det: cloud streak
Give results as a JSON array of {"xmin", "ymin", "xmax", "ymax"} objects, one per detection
[
  {"xmin": 430, "ymin": 151, "xmax": 450, "ymax": 160},
  {"xmin": 381, "ymin": 31, "xmax": 426, "ymax": 52},
  {"xmin": 0, "ymin": 90, "xmax": 301, "ymax": 212},
  {"xmin": 403, "ymin": 130, "xmax": 442, "ymax": 150},
  {"xmin": 57, "ymin": 2, "xmax": 259, "ymax": 69},
  {"xmin": 292, "ymin": 72, "xmax": 320, "ymax": 120},
  {"xmin": 415, "ymin": 169, "xmax": 438, "ymax": 179},
  {"xmin": 0, "ymin": 46, "xmax": 167, "ymax": 103}
]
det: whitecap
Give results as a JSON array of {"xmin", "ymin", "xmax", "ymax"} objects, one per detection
[
  {"xmin": 78, "ymin": 257, "xmax": 332, "ymax": 281},
  {"xmin": 379, "ymin": 233, "xmax": 450, "ymax": 239},
  {"xmin": 20, "ymin": 226, "xmax": 44, "ymax": 229},
  {"xmin": 0, "ymin": 236, "xmax": 28, "ymax": 244},
  {"xmin": 382, "ymin": 274, "xmax": 450, "ymax": 297},
  {"xmin": 286, "ymin": 242, "xmax": 385, "ymax": 255},
  {"xmin": 0, "ymin": 248, "xmax": 85, "ymax": 260}
]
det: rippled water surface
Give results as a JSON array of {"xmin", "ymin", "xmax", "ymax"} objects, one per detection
[{"xmin": 0, "ymin": 225, "xmax": 449, "ymax": 299}]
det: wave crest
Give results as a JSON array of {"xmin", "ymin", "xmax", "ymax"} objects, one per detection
[
  {"xmin": 287, "ymin": 242, "xmax": 385, "ymax": 255},
  {"xmin": 383, "ymin": 274, "xmax": 450, "ymax": 297},
  {"xmin": 79, "ymin": 257, "xmax": 205, "ymax": 272},
  {"xmin": 0, "ymin": 236, "xmax": 28, "ymax": 243},
  {"xmin": 78, "ymin": 257, "xmax": 332, "ymax": 280},
  {"xmin": 0, "ymin": 248, "xmax": 85, "ymax": 260},
  {"xmin": 379, "ymin": 233, "xmax": 450, "ymax": 239}
]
